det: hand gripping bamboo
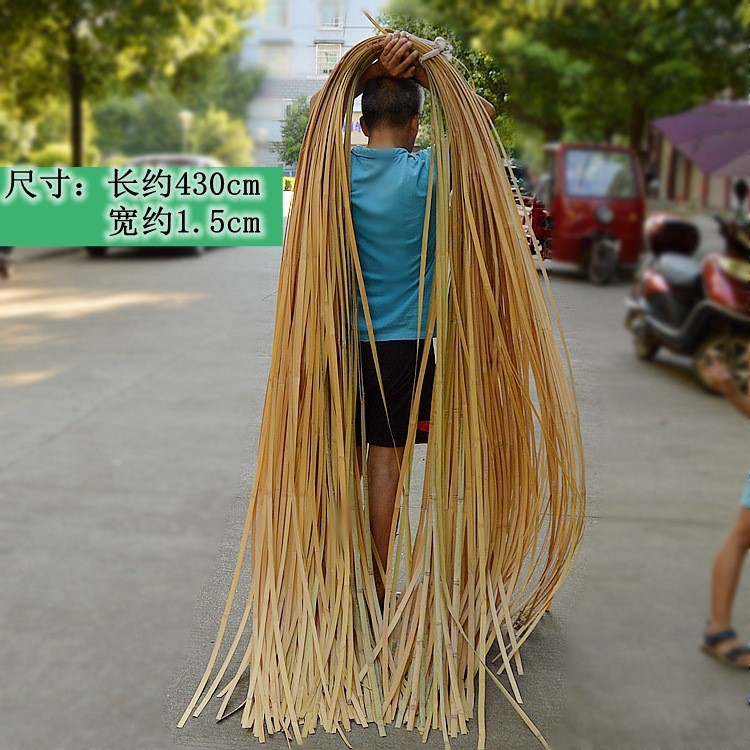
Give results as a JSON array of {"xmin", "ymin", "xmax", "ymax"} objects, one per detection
[{"xmin": 178, "ymin": 23, "xmax": 585, "ymax": 750}]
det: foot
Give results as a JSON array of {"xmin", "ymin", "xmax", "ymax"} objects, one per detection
[{"xmin": 702, "ymin": 625, "xmax": 750, "ymax": 668}]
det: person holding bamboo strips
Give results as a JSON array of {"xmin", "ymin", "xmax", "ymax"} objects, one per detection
[
  {"xmin": 178, "ymin": 26, "xmax": 586, "ymax": 745},
  {"xmin": 311, "ymin": 32, "xmax": 495, "ymax": 607}
]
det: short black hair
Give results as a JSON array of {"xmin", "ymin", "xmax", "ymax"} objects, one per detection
[{"xmin": 361, "ymin": 77, "xmax": 424, "ymax": 130}]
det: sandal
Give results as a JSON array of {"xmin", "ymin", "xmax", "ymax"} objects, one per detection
[{"xmin": 701, "ymin": 627, "xmax": 750, "ymax": 669}]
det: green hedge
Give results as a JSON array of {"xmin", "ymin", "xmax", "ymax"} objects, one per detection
[{"xmin": 27, "ymin": 141, "xmax": 100, "ymax": 166}]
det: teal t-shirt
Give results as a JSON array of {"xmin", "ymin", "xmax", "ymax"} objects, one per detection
[{"xmin": 350, "ymin": 145, "xmax": 437, "ymax": 341}]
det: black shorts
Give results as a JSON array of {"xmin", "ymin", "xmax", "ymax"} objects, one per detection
[{"xmin": 356, "ymin": 339, "xmax": 436, "ymax": 448}]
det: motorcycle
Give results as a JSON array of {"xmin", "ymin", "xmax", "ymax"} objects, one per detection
[
  {"xmin": 505, "ymin": 162, "xmax": 553, "ymax": 259},
  {"xmin": 625, "ymin": 214, "xmax": 750, "ymax": 392}
]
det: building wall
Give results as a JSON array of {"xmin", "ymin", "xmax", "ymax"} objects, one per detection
[
  {"xmin": 707, "ymin": 174, "xmax": 730, "ymax": 209},
  {"xmin": 243, "ymin": 0, "xmax": 384, "ymax": 167},
  {"xmin": 655, "ymin": 133, "xmax": 734, "ymax": 211}
]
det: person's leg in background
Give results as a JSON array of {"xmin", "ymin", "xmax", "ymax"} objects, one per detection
[
  {"xmin": 698, "ymin": 355, "xmax": 750, "ymax": 667},
  {"xmin": 704, "ymin": 506, "xmax": 750, "ymax": 667}
]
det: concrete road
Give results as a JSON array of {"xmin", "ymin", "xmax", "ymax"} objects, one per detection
[{"xmin": 0, "ymin": 247, "xmax": 747, "ymax": 750}]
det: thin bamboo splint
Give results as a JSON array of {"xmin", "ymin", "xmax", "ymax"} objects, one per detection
[{"xmin": 178, "ymin": 23, "xmax": 585, "ymax": 750}]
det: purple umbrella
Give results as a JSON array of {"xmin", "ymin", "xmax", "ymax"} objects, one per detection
[{"xmin": 652, "ymin": 101, "xmax": 750, "ymax": 177}]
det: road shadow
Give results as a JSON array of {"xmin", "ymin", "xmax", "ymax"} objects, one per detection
[
  {"xmin": 83, "ymin": 246, "xmax": 226, "ymax": 261},
  {"xmin": 641, "ymin": 348, "xmax": 715, "ymax": 395},
  {"xmin": 540, "ymin": 260, "xmax": 634, "ymax": 287}
]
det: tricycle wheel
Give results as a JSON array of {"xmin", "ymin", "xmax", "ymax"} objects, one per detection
[
  {"xmin": 586, "ymin": 240, "xmax": 618, "ymax": 285},
  {"xmin": 695, "ymin": 333, "xmax": 750, "ymax": 394}
]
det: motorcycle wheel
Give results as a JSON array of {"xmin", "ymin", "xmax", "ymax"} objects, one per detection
[{"xmin": 694, "ymin": 334, "xmax": 750, "ymax": 394}]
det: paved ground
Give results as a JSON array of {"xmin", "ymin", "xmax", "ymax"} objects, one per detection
[{"xmin": 0, "ymin": 238, "xmax": 747, "ymax": 750}]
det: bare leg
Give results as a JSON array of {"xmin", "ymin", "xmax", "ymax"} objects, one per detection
[
  {"xmin": 706, "ymin": 508, "xmax": 750, "ymax": 665},
  {"xmin": 367, "ymin": 444, "xmax": 404, "ymax": 600}
]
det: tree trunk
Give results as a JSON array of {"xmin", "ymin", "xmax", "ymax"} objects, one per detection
[
  {"xmin": 67, "ymin": 26, "xmax": 84, "ymax": 167},
  {"xmin": 629, "ymin": 104, "xmax": 645, "ymax": 156},
  {"xmin": 543, "ymin": 122, "xmax": 564, "ymax": 144}
]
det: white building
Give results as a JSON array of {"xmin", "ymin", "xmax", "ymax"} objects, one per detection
[{"xmin": 242, "ymin": 0, "xmax": 385, "ymax": 167}]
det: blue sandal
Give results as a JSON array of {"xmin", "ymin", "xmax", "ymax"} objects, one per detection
[{"xmin": 702, "ymin": 628, "xmax": 750, "ymax": 669}]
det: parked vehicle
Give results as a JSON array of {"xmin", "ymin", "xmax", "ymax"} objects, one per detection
[
  {"xmin": 505, "ymin": 162, "xmax": 552, "ymax": 258},
  {"xmin": 625, "ymin": 214, "xmax": 750, "ymax": 392},
  {"xmin": 86, "ymin": 153, "xmax": 223, "ymax": 258},
  {"xmin": 535, "ymin": 143, "xmax": 645, "ymax": 283}
]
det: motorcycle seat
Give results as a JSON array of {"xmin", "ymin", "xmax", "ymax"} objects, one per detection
[{"xmin": 656, "ymin": 253, "xmax": 703, "ymax": 290}]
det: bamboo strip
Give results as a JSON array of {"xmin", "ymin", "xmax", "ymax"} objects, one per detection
[{"xmin": 178, "ymin": 21, "xmax": 585, "ymax": 749}]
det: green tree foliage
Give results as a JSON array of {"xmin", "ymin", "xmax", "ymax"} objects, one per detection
[
  {"xmin": 0, "ymin": 0, "xmax": 260, "ymax": 165},
  {"xmin": 90, "ymin": 48, "xmax": 262, "ymax": 161},
  {"xmin": 272, "ymin": 96, "xmax": 311, "ymax": 167},
  {"xmin": 172, "ymin": 51, "xmax": 265, "ymax": 121},
  {"xmin": 28, "ymin": 140, "xmax": 100, "ymax": 167},
  {"xmin": 91, "ymin": 91, "xmax": 253, "ymax": 165},
  {"xmin": 394, "ymin": 0, "xmax": 746, "ymax": 151},
  {"xmin": 92, "ymin": 90, "xmax": 183, "ymax": 156},
  {"xmin": 31, "ymin": 98, "xmax": 95, "ymax": 151},
  {"xmin": 90, "ymin": 96, "xmax": 142, "ymax": 157},
  {"xmin": 0, "ymin": 110, "xmax": 35, "ymax": 163},
  {"xmin": 190, "ymin": 106, "xmax": 255, "ymax": 166},
  {"xmin": 0, "ymin": 95, "xmax": 99, "ymax": 164}
]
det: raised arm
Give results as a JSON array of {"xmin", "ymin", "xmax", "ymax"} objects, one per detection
[
  {"xmin": 410, "ymin": 62, "xmax": 495, "ymax": 121},
  {"xmin": 311, "ymin": 32, "xmax": 496, "ymax": 121}
]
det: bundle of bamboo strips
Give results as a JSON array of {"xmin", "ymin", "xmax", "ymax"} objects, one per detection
[{"xmin": 178, "ymin": 22, "xmax": 585, "ymax": 750}]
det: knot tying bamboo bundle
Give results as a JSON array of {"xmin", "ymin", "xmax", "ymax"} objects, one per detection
[{"xmin": 179, "ymin": 23, "xmax": 585, "ymax": 750}]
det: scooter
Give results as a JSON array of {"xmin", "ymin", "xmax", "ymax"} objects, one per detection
[{"xmin": 625, "ymin": 214, "xmax": 750, "ymax": 392}]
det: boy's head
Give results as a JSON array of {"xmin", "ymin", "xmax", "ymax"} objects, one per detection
[{"xmin": 360, "ymin": 77, "xmax": 423, "ymax": 149}]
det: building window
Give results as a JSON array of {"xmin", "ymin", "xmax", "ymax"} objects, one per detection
[
  {"xmin": 316, "ymin": 43, "xmax": 342, "ymax": 75},
  {"xmin": 260, "ymin": 43, "xmax": 291, "ymax": 76},
  {"xmin": 319, "ymin": 1, "xmax": 344, "ymax": 30},
  {"xmin": 264, "ymin": 0, "xmax": 290, "ymax": 28}
]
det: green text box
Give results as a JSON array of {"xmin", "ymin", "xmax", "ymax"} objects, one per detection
[{"xmin": 0, "ymin": 166, "xmax": 283, "ymax": 247}]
